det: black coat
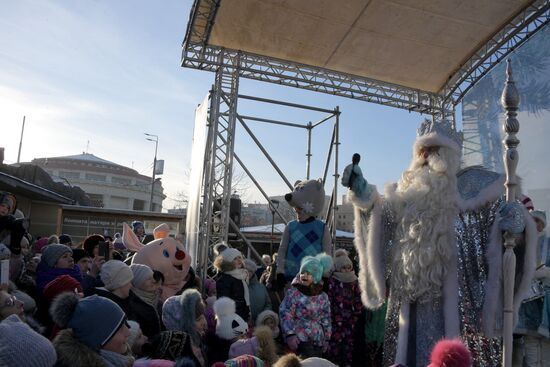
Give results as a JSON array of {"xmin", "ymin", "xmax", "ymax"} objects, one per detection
[
  {"xmin": 216, "ymin": 273, "xmax": 250, "ymax": 321},
  {"xmin": 89, "ymin": 287, "xmax": 161, "ymax": 338}
]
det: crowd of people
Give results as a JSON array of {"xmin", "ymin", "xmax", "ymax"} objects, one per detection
[
  {"xmin": 0, "ymin": 188, "xmax": 477, "ymax": 367},
  {"xmin": 1, "ymin": 117, "xmax": 548, "ymax": 367}
]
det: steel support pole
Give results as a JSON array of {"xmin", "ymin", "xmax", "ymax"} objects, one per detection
[
  {"xmin": 198, "ymin": 49, "xmax": 240, "ymax": 274},
  {"xmin": 306, "ymin": 122, "xmax": 312, "ymax": 180},
  {"xmin": 332, "ymin": 107, "xmax": 340, "ymax": 251}
]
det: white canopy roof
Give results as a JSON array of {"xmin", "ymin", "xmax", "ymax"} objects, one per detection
[{"xmin": 207, "ymin": 0, "xmax": 533, "ymax": 94}]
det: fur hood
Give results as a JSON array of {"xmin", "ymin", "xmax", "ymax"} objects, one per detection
[
  {"xmin": 53, "ymin": 329, "xmax": 105, "ymax": 367},
  {"xmin": 214, "ymin": 256, "xmax": 237, "ymax": 272}
]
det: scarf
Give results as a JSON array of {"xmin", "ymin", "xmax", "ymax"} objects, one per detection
[
  {"xmin": 225, "ymin": 268, "xmax": 250, "ymax": 306},
  {"xmin": 332, "ymin": 271, "xmax": 357, "ymax": 283},
  {"xmin": 132, "ymin": 287, "xmax": 159, "ymax": 308},
  {"xmin": 99, "ymin": 349, "xmax": 134, "ymax": 367},
  {"xmin": 295, "ymin": 282, "xmax": 323, "ymax": 296}
]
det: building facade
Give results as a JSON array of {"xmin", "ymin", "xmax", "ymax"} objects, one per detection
[{"xmin": 33, "ymin": 153, "xmax": 165, "ymax": 212}]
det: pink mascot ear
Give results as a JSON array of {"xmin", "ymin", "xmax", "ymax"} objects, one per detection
[
  {"xmin": 122, "ymin": 222, "xmax": 144, "ymax": 252},
  {"xmin": 154, "ymin": 223, "xmax": 170, "ymax": 240}
]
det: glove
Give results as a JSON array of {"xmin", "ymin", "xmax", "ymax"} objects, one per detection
[
  {"xmin": 341, "ymin": 163, "xmax": 369, "ymax": 197},
  {"xmin": 498, "ymin": 201, "xmax": 526, "ymax": 235},
  {"xmin": 286, "ymin": 335, "xmax": 299, "ymax": 352}
]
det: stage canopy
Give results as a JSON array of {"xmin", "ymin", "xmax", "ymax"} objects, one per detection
[{"xmin": 183, "ymin": 0, "xmax": 549, "ymax": 113}]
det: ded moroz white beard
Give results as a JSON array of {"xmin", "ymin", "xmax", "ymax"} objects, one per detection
[{"xmin": 388, "ymin": 146, "xmax": 460, "ymax": 303}]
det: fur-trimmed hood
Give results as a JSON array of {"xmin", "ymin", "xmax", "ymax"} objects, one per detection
[{"xmin": 53, "ymin": 329, "xmax": 105, "ymax": 367}]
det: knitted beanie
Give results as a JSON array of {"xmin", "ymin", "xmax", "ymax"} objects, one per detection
[
  {"xmin": 50, "ymin": 293, "xmax": 126, "ymax": 350},
  {"xmin": 243, "ymin": 259, "xmax": 258, "ymax": 273},
  {"xmin": 43, "ymin": 274, "xmax": 83, "ymax": 303},
  {"xmin": 221, "ymin": 248, "xmax": 242, "ymax": 262},
  {"xmin": 83, "ymin": 234, "xmax": 105, "ymax": 257},
  {"xmin": 58, "ymin": 234, "xmax": 72, "ymax": 245},
  {"xmin": 225, "ymin": 355, "xmax": 265, "ymax": 367},
  {"xmin": 72, "ymin": 248, "xmax": 90, "ymax": 264},
  {"xmin": 299, "ymin": 253, "xmax": 334, "ymax": 283},
  {"xmin": 333, "ymin": 249, "xmax": 353, "ymax": 271},
  {"xmin": 34, "ymin": 238, "xmax": 49, "ymax": 253},
  {"xmin": 130, "ymin": 263, "xmax": 154, "ymax": 289},
  {"xmin": 0, "ymin": 314, "xmax": 57, "ymax": 367},
  {"xmin": 100, "ymin": 260, "xmax": 134, "ymax": 291},
  {"xmin": 42, "ymin": 244, "xmax": 72, "ymax": 267}
]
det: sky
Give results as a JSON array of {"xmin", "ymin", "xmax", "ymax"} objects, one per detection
[{"xmin": 6, "ymin": 1, "xmax": 545, "ymax": 211}]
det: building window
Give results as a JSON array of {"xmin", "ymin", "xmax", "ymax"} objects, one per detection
[
  {"xmin": 133, "ymin": 199, "xmax": 145, "ymax": 211},
  {"xmin": 85, "ymin": 173, "xmax": 106, "ymax": 182},
  {"xmin": 111, "ymin": 176, "xmax": 131, "ymax": 186},
  {"xmin": 110, "ymin": 196, "xmax": 129, "ymax": 209},
  {"xmin": 59, "ymin": 171, "xmax": 80, "ymax": 180},
  {"xmin": 88, "ymin": 194, "xmax": 104, "ymax": 208}
]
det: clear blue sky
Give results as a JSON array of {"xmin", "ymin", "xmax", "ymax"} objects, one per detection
[{"xmin": 1, "ymin": 0, "xmax": 438, "ymax": 208}]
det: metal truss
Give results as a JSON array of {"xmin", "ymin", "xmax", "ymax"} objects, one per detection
[
  {"xmin": 441, "ymin": 0, "xmax": 550, "ymax": 105},
  {"xmin": 198, "ymin": 49, "xmax": 240, "ymax": 274},
  {"xmin": 182, "ymin": 43, "xmax": 448, "ymax": 116}
]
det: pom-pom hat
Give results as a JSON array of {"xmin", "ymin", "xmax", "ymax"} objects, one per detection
[
  {"xmin": 221, "ymin": 248, "xmax": 242, "ymax": 263},
  {"xmin": 50, "ymin": 293, "xmax": 127, "ymax": 350},
  {"xmin": 299, "ymin": 253, "xmax": 333, "ymax": 283},
  {"xmin": 333, "ymin": 249, "xmax": 353, "ymax": 271},
  {"xmin": 213, "ymin": 297, "xmax": 248, "ymax": 340}
]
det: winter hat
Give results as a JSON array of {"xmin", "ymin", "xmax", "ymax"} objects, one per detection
[
  {"xmin": 531, "ymin": 210, "xmax": 547, "ymax": 229},
  {"xmin": 213, "ymin": 242, "xmax": 229, "ymax": 256},
  {"xmin": 214, "ymin": 297, "xmax": 248, "ymax": 340},
  {"xmin": 204, "ymin": 277, "xmax": 216, "ymax": 297},
  {"xmin": 34, "ymin": 237, "xmax": 49, "ymax": 253},
  {"xmin": 0, "ymin": 191, "xmax": 16, "ymax": 215},
  {"xmin": 427, "ymin": 338, "xmax": 472, "ymax": 367},
  {"xmin": 224, "ymin": 355, "xmax": 265, "ymax": 367},
  {"xmin": 299, "ymin": 253, "xmax": 334, "ymax": 283},
  {"xmin": 50, "ymin": 293, "xmax": 127, "ymax": 350},
  {"xmin": 333, "ymin": 249, "xmax": 353, "ymax": 271},
  {"xmin": 100, "ymin": 260, "xmax": 134, "ymax": 291},
  {"xmin": 221, "ymin": 248, "xmax": 242, "ymax": 262},
  {"xmin": 228, "ymin": 337, "xmax": 258, "ymax": 360},
  {"xmin": 301, "ymin": 357, "xmax": 338, "ymax": 367},
  {"xmin": 0, "ymin": 314, "xmax": 57, "ymax": 367},
  {"xmin": 256, "ymin": 310, "xmax": 279, "ymax": 328},
  {"xmin": 72, "ymin": 248, "xmax": 90, "ymax": 264},
  {"xmin": 261, "ymin": 254, "xmax": 271, "ymax": 267},
  {"xmin": 243, "ymin": 259, "xmax": 258, "ymax": 273},
  {"xmin": 132, "ymin": 221, "xmax": 145, "ymax": 232},
  {"xmin": 162, "ymin": 289, "xmax": 205, "ymax": 338},
  {"xmin": 83, "ymin": 234, "xmax": 105, "ymax": 257},
  {"xmin": 42, "ymin": 244, "xmax": 72, "ymax": 267},
  {"xmin": 142, "ymin": 331, "xmax": 192, "ymax": 361},
  {"xmin": 131, "ymin": 263, "xmax": 154, "ymax": 289},
  {"xmin": 127, "ymin": 320, "xmax": 142, "ymax": 348},
  {"xmin": 58, "ymin": 234, "xmax": 72, "ymax": 246},
  {"xmin": 43, "ymin": 275, "xmax": 83, "ymax": 303},
  {"xmin": 521, "ymin": 194, "xmax": 535, "ymax": 211}
]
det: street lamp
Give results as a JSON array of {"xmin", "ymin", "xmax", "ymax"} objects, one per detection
[
  {"xmin": 269, "ymin": 199, "xmax": 280, "ymax": 255},
  {"xmin": 145, "ymin": 133, "xmax": 158, "ymax": 212}
]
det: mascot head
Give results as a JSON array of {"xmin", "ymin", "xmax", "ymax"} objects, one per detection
[
  {"xmin": 284, "ymin": 179, "xmax": 325, "ymax": 219},
  {"xmin": 123, "ymin": 223, "xmax": 191, "ymax": 301}
]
